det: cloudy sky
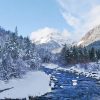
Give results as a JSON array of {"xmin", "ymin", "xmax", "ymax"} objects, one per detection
[{"xmin": 0, "ymin": 0, "xmax": 100, "ymax": 40}]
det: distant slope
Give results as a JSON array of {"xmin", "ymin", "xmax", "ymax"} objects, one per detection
[
  {"xmin": 30, "ymin": 27, "xmax": 72, "ymax": 53},
  {"xmin": 78, "ymin": 25, "xmax": 100, "ymax": 48}
]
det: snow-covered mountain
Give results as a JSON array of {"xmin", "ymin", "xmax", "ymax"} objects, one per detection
[
  {"xmin": 30, "ymin": 27, "xmax": 71, "ymax": 51},
  {"xmin": 77, "ymin": 25, "xmax": 100, "ymax": 47}
]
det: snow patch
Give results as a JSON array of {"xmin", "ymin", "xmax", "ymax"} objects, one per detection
[
  {"xmin": 72, "ymin": 80, "xmax": 77, "ymax": 86},
  {"xmin": 42, "ymin": 63, "xmax": 59, "ymax": 69},
  {"xmin": 51, "ymin": 48, "xmax": 62, "ymax": 54},
  {"xmin": 77, "ymin": 40, "xmax": 84, "ymax": 46}
]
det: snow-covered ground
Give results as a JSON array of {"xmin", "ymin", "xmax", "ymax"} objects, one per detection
[
  {"xmin": 0, "ymin": 71, "xmax": 51, "ymax": 99},
  {"xmin": 0, "ymin": 62, "xmax": 99, "ymax": 99}
]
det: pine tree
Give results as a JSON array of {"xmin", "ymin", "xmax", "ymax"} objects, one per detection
[
  {"xmin": 61, "ymin": 44, "xmax": 69, "ymax": 64},
  {"xmin": 9, "ymin": 33, "xmax": 19, "ymax": 60},
  {"xmin": 89, "ymin": 47, "xmax": 96, "ymax": 62},
  {"xmin": 65, "ymin": 49, "xmax": 70, "ymax": 64},
  {"xmin": 96, "ymin": 49, "xmax": 100, "ymax": 60},
  {"xmin": 23, "ymin": 37, "xmax": 31, "ymax": 60},
  {"xmin": 83, "ymin": 47, "xmax": 89, "ymax": 62},
  {"xmin": 15, "ymin": 26, "xmax": 18, "ymax": 36},
  {"xmin": 71, "ymin": 46, "xmax": 78, "ymax": 64},
  {"xmin": 61, "ymin": 44, "xmax": 66, "ymax": 61},
  {"xmin": 78, "ymin": 48, "xmax": 84, "ymax": 63}
]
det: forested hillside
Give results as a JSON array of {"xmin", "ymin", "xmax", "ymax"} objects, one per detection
[
  {"xmin": 0, "ymin": 27, "xmax": 41, "ymax": 80},
  {"xmin": 61, "ymin": 44, "xmax": 100, "ymax": 65}
]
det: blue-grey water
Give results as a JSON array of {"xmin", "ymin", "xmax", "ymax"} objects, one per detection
[{"xmin": 40, "ymin": 67, "xmax": 100, "ymax": 100}]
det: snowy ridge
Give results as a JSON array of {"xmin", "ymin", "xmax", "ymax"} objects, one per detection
[{"xmin": 30, "ymin": 27, "xmax": 71, "ymax": 47}]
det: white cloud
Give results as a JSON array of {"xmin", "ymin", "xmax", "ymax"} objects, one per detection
[
  {"xmin": 30, "ymin": 27, "xmax": 57, "ymax": 39},
  {"xmin": 62, "ymin": 29, "xmax": 71, "ymax": 38},
  {"xmin": 57, "ymin": 0, "xmax": 100, "ymax": 40},
  {"xmin": 30, "ymin": 27, "xmax": 71, "ymax": 43},
  {"xmin": 86, "ymin": 5, "xmax": 100, "ymax": 29},
  {"xmin": 30, "ymin": 27, "xmax": 58, "ymax": 43},
  {"xmin": 78, "ymin": 5, "xmax": 100, "ymax": 36},
  {"xmin": 62, "ymin": 11, "xmax": 79, "ymax": 27}
]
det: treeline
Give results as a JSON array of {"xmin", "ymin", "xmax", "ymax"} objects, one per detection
[{"xmin": 61, "ymin": 44, "xmax": 100, "ymax": 65}]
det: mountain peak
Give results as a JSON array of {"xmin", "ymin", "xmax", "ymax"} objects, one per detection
[{"xmin": 30, "ymin": 27, "xmax": 71, "ymax": 46}]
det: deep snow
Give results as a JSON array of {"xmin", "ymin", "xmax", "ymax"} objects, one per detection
[{"xmin": 0, "ymin": 71, "xmax": 51, "ymax": 99}]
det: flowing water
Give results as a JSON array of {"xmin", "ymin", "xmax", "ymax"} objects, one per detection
[{"xmin": 39, "ymin": 67, "xmax": 100, "ymax": 100}]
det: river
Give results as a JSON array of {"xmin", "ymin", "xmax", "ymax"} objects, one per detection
[{"xmin": 38, "ymin": 66, "xmax": 100, "ymax": 100}]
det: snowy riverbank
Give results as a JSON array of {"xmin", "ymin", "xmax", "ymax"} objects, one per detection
[
  {"xmin": 39, "ymin": 63, "xmax": 100, "ymax": 100},
  {"xmin": 43, "ymin": 62, "xmax": 100, "ymax": 80},
  {"xmin": 69, "ymin": 62, "xmax": 100, "ymax": 80},
  {"xmin": 0, "ymin": 71, "xmax": 51, "ymax": 99},
  {"xmin": 0, "ymin": 62, "xmax": 100, "ymax": 99}
]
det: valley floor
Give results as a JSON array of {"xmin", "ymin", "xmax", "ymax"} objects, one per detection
[{"xmin": 0, "ymin": 62, "xmax": 100, "ymax": 100}]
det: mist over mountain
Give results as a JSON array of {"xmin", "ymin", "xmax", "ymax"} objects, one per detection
[{"xmin": 30, "ymin": 27, "xmax": 73, "ymax": 52}]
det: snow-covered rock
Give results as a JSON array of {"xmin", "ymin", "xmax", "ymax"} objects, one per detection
[{"xmin": 72, "ymin": 80, "xmax": 77, "ymax": 86}]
